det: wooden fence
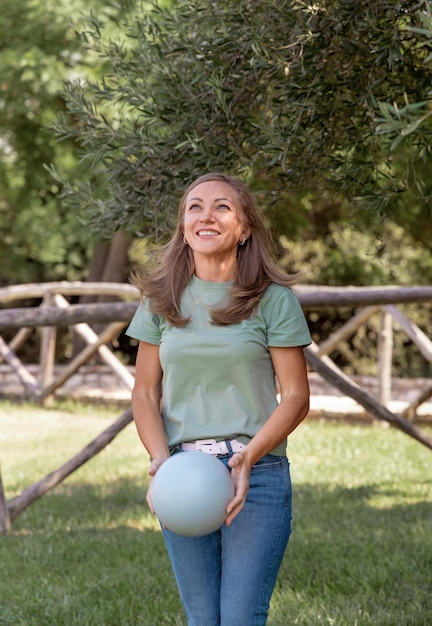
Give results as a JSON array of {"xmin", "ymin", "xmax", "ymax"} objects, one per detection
[{"xmin": 1, "ymin": 281, "xmax": 432, "ymax": 533}]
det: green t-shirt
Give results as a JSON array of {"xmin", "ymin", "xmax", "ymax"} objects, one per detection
[{"xmin": 126, "ymin": 277, "xmax": 311, "ymax": 456}]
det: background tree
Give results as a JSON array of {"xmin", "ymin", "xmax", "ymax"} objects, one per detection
[
  {"xmin": 48, "ymin": 0, "xmax": 432, "ymax": 376},
  {"xmin": 0, "ymin": 0, "xmax": 135, "ymax": 287},
  {"xmin": 53, "ymin": 0, "xmax": 432, "ymax": 261},
  {"xmin": 2, "ymin": 0, "xmax": 431, "ymax": 374}
]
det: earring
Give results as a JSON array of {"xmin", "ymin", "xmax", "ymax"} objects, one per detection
[
  {"xmin": 183, "ymin": 235, "xmax": 188, "ymax": 245},
  {"xmin": 239, "ymin": 236, "xmax": 246, "ymax": 245}
]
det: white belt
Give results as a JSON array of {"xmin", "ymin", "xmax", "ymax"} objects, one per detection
[{"xmin": 180, "ymin": 438, "xmax": 246, "ymax": 456}]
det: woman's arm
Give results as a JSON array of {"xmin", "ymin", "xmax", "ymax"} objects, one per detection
[
  {"xmin": 244, "ymin": 345, "xmax": 310, "ymax": 464},
  {"xmin": 131, "ymin": 341, "xmax": 170, "ymax": 481},
  {"xmin": 226, "ymin": 346, "xmax": 309, "ymax": 524}
]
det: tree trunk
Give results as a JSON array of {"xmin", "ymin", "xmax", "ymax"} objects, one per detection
[
  {"xmin": 99, "ymin": 231, "xmax": 132, "ymax": 286},
  {"xmin": 73, "ymin": 232, "xmax": 132, "ymax": 357},
  {"xmin": 79, "ymin": 243, "xmax": 111, "ymax": 304}
]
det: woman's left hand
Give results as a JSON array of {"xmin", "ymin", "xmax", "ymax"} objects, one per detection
[{"xmin": 225, "ymin": 452, "xmax": 252, "ymax": 525}]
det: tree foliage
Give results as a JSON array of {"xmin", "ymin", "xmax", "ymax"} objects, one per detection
[
  {"xmin": 0, "ymin": 0, "xmax": 134, "ymax": 285},
  {"xmin": 1, "ymin": 0, "xmax": 430, "ymax": 374},
  {"xmin": 54, "ymin": 0, "xmax": 432, "ymax": 252},
  {"xmin": 2, "ymin": 0, "xmax": 431, "ymax": 293},
  {"xmin": 51, "ymin": 0, "xmax": 432, "ymax": 379}
]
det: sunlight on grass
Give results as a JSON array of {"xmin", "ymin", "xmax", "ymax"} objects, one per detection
[{"xmin": 1, "ymin": 402, "xmax": 431, "ymax": 626}]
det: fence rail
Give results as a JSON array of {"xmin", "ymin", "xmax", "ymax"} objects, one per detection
[
  {"xmin": 1, "ymin": 281, "xmax": 431, "ymax": 533},
  {"xmin": 1, "ymin": 282, "xmax": 431, "ymax": 413}
]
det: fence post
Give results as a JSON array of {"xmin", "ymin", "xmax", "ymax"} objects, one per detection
[
  {"xmin": 39, "ymin": 291, "xmax": 57, "ymax": 405},
  {"xmin": 378, "ymin": 308, "xmax": 393, "ymax": 408},
  {"xmin": 0, "ymin": 465, "xmax": 11, "ymax": 534}
]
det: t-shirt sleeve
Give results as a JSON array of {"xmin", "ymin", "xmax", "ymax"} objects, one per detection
[
  {"xmin": 125, "ymin": 299, "xmax": 161, "ymax": 345},
  {"xmin": 265, "ymin": 287, "xmax": 312, "ymax": 348}
]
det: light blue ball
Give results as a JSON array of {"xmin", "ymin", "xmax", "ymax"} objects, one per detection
[{"xmin": 151, "ymin": 451, "xmax": 235, "ymax": 537}]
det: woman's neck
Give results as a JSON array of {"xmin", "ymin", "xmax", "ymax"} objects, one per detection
[{"xmin": 193, "ymin": 255, "xmax": 237, "ymax": 282}]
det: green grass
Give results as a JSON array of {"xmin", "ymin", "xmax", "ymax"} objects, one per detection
[{"xmin": 0, "ymin": 401, "xmax": 431, "ymax": 625}]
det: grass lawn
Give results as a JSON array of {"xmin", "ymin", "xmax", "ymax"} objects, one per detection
[{"xmin": 0, "ymin": 401, "xmax": 431, "ymax": 625}]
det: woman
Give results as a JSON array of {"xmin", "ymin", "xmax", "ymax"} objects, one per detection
[{"xmin": 127, "ymin": 172, "xmax": 311, "ymax": 626}]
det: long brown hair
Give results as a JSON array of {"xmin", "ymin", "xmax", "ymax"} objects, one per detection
[{"xmin": 132, "ymin": 173, "xmax": 298, "ymax": 326}]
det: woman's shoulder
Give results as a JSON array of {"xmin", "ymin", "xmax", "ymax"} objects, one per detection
[
  {"xmin": 260, "ymin": 282, "xmax": 311, "ymax": 346},
  {"xmin": 259, "ymin": 282, "xmax": 304, "ymax": 321},
  {"xmin": 261, "ymin": 282, "xmax": 299, "ymax": 305}
]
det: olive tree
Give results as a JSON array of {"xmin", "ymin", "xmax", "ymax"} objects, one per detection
[{"xmin": 53, "ymin": 0, "xmax": 432, "ymax": 248}]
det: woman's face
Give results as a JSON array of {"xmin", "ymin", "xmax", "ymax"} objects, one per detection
[{"xmin": 183, "ymin": 180, "xmax": 250, "ymax": 263}]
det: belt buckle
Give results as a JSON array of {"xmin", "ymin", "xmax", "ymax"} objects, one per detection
[
  {"xmin": 195, "ymin": 439, "xmax": 217, "ymax": 448},
  {"xmin": 195, "ymin": 439, "xmax": 218, "ymax": 454}
]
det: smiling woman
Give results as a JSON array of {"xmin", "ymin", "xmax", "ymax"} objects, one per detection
[
  {"xmin": 127, "ymin": 172, "xmax": 312, "ymax": 626},
  {"xmin": 133, "ymin": 173, "xmax": 302, "ymax": 327},
  {"xmin": 182, "ymin": 180, "xmax": 251, "ymax": 282}
]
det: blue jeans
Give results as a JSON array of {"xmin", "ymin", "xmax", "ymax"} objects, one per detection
[{"xmin": 162, "ymin": 453, "xmax": 292, "ymax": 626}]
